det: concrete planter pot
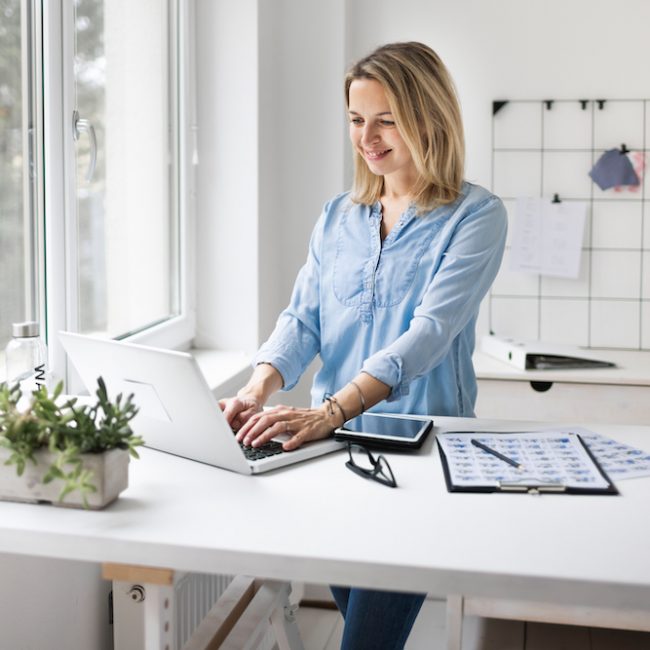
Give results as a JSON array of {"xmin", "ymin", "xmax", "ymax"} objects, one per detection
[{"xmin": 0, "ymin": 447, "xmax": 130, "ymax": 509}]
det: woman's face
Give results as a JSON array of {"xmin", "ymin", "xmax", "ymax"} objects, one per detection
[{"xmin": 348, "ymin": 78, "xmax": 416, "ymax": 186}]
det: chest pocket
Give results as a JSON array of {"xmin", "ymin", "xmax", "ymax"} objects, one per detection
[
  {"xmin": 374, "ymin": 230, "xmax": 436, "ymax": 307},
  {"xmin": 333, "ymin": 213, "xmax": 439, "ymax": 308}
]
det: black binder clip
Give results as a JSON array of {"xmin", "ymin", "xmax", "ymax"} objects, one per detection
[
  {"xmin": 552, "ymin": 193, "xmax": 561, "ymax": 203},
  {"xmin": 620, "ymin": 143, "xmax": 629, "ymax": 154}
]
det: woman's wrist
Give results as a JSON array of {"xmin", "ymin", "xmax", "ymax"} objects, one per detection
[
  {"xmin": 238, "ymin": 362, "xmax": 283, "ymax": 405},
  {"xmin": 318, "ymin": 401, "xmax": 345, "ymax": 430},
  {"xmin": 235, "ymin": 390, "xmax": 263, "ymax": 408}
]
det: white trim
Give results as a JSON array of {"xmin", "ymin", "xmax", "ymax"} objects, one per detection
[
  {"xmin": 31, "ymin": 0, "xmax": 46, "ymax": 344},
  {"xmin": 181, "ymin": 0, "xmax": 198, "ymax": 338},
  {"xmin": 125, "ymin": 314, "xmax": 195, "ymax": 351},
  {"xmin": 42, "ymin": 0, "xmax": 69, "ymax": 384}
]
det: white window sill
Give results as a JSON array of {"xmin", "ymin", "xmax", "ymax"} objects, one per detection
[
  {"xmin": 0, "ymin": 348, "xmax": 252, "ymax": 400},
  {"xmin": 190, "ymin": 348, "xmax": 252, "ymax": 399}
]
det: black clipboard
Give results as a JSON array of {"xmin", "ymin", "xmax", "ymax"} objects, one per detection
[{"xmin": 436, "ymin": 431, "xmax": 618, "ymax": 495}]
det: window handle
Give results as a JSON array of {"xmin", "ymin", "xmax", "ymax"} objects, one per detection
[{"xmin": 72, "ymin": 109, "xmax": 97, "ymax": 183}]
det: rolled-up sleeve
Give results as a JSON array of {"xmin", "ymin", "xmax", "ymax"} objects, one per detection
[
  {"xmin": 252, "ymin": 212, "xmax": 325, "ymax": 391},
  {"xmin": 361, "ymin": 196, "xmax": 507, "ymax": 400}
]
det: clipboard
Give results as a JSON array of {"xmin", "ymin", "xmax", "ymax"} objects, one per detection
[{"xmin": 436, "ymin": 430, "xmax": 618, "ymax": 495}]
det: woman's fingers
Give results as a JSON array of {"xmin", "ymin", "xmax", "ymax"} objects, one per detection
[
  {"xmin": 239, "ymin": 409, "xmax": 288, "ymax": 446},
  {"xmin": 238, "ymin": 407, "xmax": 333, "ymax": 450},
  {"xmin": 220, "ymin": 396, "xmax": 261, "ymax": 431}
]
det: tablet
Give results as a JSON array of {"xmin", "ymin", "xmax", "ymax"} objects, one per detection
[{"xmin": 334, "ymin": 413, "xmax": 433, "ymax": 450}]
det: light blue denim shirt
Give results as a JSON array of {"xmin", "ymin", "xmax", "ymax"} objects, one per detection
[{"xmin": 253, "ymin": 181, "xmax": 507, "ymax": 418}]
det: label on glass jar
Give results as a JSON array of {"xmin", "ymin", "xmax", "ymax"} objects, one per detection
[{"xmin": 16, "ymin": 364, "xmax": 47, "ymax": 396}]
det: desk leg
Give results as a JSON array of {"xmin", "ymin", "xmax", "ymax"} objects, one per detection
[
  {"xmin": 446, "ymin": 595, "xmax": 464, "ymax": 650},
  {"xmin": 103, "ymin": 563, "xmax": 176, "ymax": 650},
  {"xmin": 270, "ymin": 598, "xmax": 304, "ymax": 650},
  {"xmin": 220, "ymin": 580, "xmax": 304, "ymax": 650}
]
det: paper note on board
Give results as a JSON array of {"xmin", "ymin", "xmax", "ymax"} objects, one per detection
[{"xmin": 510, "ymin": 197, "xmax": 587, "ymax": 278}]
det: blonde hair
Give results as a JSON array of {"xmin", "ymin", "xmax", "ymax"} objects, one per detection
[{"xmin": 345, "ymin": 42, "xmax": 465, "ymax": 212}]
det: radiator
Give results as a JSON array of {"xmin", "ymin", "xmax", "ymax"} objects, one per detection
[{"xmin": 112, "ymin": 571, "xmax": 278, "ymax": 650}]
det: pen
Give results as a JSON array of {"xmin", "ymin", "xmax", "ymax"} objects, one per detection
[{"xmin": 471, "ymin": 438, "xmax": 525, "ymax": 470}]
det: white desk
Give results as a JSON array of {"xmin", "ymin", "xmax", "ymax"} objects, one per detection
[{"xmin": 1, "ymin": 417, "xmax": 649, "ymax": 645}]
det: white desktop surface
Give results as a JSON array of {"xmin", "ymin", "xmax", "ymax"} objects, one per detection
[{"xmin": 0, "ymin": 417, "xmax": 649, "ymax": 612}]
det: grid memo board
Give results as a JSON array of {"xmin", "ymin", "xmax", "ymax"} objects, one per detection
[{"xmin": 488, "ymin": 98, "xmax": 649, "ymax": 350}]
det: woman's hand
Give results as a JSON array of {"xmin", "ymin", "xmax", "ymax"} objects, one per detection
[
  {"xmin": 220, "ymin": 363, "xmax": 284, "ymax": 432},
  {"xmin": 219, "ymin": 394, "xmax": 263, "ymax": 432},
  {"xmin": 235, "ymin": 404, "xmax": 340, "ymax": 451}
]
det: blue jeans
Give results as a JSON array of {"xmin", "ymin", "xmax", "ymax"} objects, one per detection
[{"xmin": 330, "ymin": 586, "xmax": 426, "ymax": 650}]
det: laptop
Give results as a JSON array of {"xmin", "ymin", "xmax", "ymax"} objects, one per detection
[{"xmin": 59, "ymin": 332, "xmax": 344, "ymax": 474}]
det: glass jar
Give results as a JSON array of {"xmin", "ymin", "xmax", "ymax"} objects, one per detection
[{"xmin": 4, "ymin": 321, "xmax": 48, "ymax": 394}]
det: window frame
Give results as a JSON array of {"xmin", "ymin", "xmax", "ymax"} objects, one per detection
[
  {"xmin": 40, "ymin": 0, "xmax": 197, "ymax": 389},
  {"xmin": 0, "ymin": 0, "xmax": 45, "ymax": 378}
]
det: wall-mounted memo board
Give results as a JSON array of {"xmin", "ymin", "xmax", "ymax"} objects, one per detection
[{"xmin": 487, "ymin": 99, "xmax": 649, "ymax": 350}]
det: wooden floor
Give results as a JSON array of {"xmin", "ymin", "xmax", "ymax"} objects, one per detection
[{"xmin": 295, "ymin": 600, "xmax": 650, "ymax": 650}]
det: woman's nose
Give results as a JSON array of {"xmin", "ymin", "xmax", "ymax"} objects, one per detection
[{"xmin": 361, "ymin": 124, "xmax": 379, "ymax": 146}]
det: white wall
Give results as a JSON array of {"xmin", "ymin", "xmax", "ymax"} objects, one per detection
[
  {"xmin": 0, "ymin": 554, "xmax": 112, "ymax": 650},
  {"xmin": 258, "ymin": 0, "xmax": 347, "ymax": 341},
  {"xmin": 195, "ymin": 0, "xmax": 260, "ymax": 352},
  {"xmin": 195, "ymin": 0, "xmax": 346, "ymax": 405}
]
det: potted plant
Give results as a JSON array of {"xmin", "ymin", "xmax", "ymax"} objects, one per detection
[{"xmin": 0, "ymin": 378, "xmax": 142, "ymax": 509}]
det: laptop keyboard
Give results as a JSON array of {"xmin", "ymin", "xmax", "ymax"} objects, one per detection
[{"xmin": 239, "ymin": 439, "xmax": 286, "ymax": 462}]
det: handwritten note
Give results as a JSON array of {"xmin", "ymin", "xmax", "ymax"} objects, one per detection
[{"xmin": 510, "ymin": 197, "xmax": 587, "ymax": 278}]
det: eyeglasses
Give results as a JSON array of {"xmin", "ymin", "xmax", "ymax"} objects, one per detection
[{"xmin": 345, "ymin": 443, "xmax": 397, "ymax": 488}]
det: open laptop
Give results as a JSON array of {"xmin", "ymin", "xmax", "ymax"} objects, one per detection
[{"xmin": 59, "ymin": 332, "xmax": 344, "ymax": 474}]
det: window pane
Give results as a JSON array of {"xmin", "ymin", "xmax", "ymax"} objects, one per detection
[
  {"xmin": 74, "ymin": 0, "xmax": 179, "ymax": 338},
  {"xmin": 0, "ymin": 0, "xmax": 37, "ymax": 362}
]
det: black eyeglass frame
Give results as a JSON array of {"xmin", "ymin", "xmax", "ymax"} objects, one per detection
[{"xmin": 345, "ymin": 442, "xmax": 397, "ymax": 488}]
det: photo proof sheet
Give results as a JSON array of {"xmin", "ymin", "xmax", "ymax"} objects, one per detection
[
  {"xmin": 437, "ymin": 430, "xmax": 612, "ymax": 492},
  {"xmin": 577, "ymin": 429, "xmax": 650, "ymax": 480}
]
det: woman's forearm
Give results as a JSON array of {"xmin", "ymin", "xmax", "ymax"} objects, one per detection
[{"xmin": 238, "ymin": 362, "xmax": 284, "ymax": 406}]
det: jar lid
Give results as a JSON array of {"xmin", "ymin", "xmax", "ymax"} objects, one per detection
[{"xmin": 12, "ymin": 321, "xmax": 40, "ymax": 338}]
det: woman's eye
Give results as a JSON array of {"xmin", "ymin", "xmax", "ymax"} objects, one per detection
[
  {"xmin": 350, "ymin": 117, "xmax": 364, "ymax": 125},
  {"xmin": 380, "ymin": 119, "xmax": 395, "ymax": 126}
]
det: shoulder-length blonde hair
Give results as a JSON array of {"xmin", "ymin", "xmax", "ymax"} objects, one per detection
[{"xmin": 345, "ymin": 42, "xmax": 465, "ymax": 213}]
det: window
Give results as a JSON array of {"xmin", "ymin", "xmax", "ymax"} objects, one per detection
[
  {"xmin": 0, "ymin": 0, "xmax": 42, "ymax": 364},
  {"xmin": 1, "ymin": 0, "xmax": 195, "ymax": 383},
  {"xmin": 73, "ymin": 0, "xmax": 180, "ymax": 338}
]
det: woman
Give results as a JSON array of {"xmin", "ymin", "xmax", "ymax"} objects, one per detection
[{"xmin": 221, "ymin": 42, "xmax": 507, "ymax": 649}]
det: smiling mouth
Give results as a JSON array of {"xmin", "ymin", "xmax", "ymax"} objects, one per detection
[{"xmin": 364, "ymin": 149, "xmax": 391, "ymax": 160}]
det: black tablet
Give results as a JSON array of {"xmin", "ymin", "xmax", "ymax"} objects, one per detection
[{"xmin": 334, "ymin": 413, "xmax": 433, "ymax": 450}]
